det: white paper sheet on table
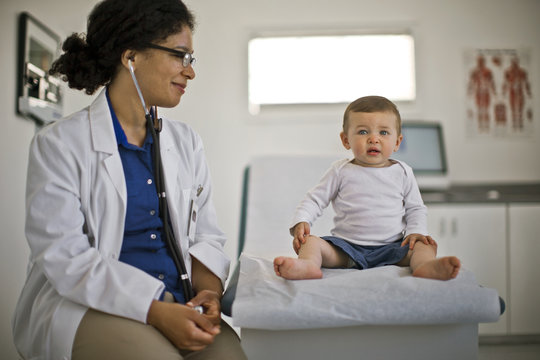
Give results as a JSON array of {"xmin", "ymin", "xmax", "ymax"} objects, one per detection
[{"xmin": 232, "ymin": 254, "xmax": 501, "ymax": 330}]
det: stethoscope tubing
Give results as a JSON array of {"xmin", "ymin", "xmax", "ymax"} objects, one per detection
[
  {"xmin": 128, "ymin": 59, "xmax": 195, "ymax": 302},
  {"xmin": 147, "ymin": 115, "xmax": 195, "ymax": 301}
]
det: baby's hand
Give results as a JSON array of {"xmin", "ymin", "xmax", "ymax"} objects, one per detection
[
  {"xmin": 292, "ymin": 222, "xmax": 310, "ymax": 254},
  {"xmin": 401, "ymin": 234, "xmax": 437, "ymax": 250}
]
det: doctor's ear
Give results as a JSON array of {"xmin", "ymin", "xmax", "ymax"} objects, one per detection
[{"xmin": 121, "ymin": 50, "xmax": 137, "ymax": 70}]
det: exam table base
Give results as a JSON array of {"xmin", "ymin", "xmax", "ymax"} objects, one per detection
[{"xmin": 241, "ymin": 323, "xmax": 478, "ymax": 360}]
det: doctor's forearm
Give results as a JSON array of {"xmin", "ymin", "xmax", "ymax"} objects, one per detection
[{"xmin": 191, "ymin": 256, "xmax": 223, "ymax": 296}]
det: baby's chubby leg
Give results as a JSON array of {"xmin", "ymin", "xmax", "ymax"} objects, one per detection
[
  {"xmin": 407, "ymin": 242, "xmax": 461, "ymax": 280},
  {"xmin": 274, "ymin": 236, "xmax": 349, "ymax": 280},
  {"xmin": 274, "ymin": 235, "xmax": 324, "ymax": 280}
]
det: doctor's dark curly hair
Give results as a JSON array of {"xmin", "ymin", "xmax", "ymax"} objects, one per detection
[{"xmin": 49, "ymin": 0, "xmax": 195, "ymax": 95}]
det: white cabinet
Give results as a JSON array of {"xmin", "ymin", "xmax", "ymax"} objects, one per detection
[
  {"xmin": 426, "ymin": 204, "xmax": 508, "ymax": 335},
  {"xmin": 508, "ymin": 204, "xmax": 540, "ymax": 334}
]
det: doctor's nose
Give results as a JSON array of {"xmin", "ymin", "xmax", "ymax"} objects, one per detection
[{"xmin": 182, "ymin": 64, "xmax": 196, "ymax": 80}]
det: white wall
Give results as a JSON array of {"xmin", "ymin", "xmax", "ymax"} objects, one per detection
[{"xmin": 1, "ymin": 0, "xmax": 539, "ymax": 358}]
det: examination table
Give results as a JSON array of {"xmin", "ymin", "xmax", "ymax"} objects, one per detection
[{"xmin": 222, "ymin": 155, "xmax": 504, "ymax": 360}]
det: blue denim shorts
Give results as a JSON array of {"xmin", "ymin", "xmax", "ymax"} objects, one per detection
[{"xmin": 322, "ymin": 236, "xmax": 410, "ymax": 270}]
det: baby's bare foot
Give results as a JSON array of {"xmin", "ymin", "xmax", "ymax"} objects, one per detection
[
  {"xmin": 273, "ymin": 256, "xmax": 323, "ymax": 280},
  {"xmin": 412, "ymin": 256, "xmax": 461, "ymax": 280}
]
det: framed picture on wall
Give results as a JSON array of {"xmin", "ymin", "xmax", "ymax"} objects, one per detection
[
  {"xmin": 464, "ymin": 48, "xmax": 534, "ymax": 137},
  {"xmin": 17, "ymin": 12, "xmax": 63, "ymax": 125}
]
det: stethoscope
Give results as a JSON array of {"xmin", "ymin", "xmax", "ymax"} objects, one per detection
[{"xmin": 127, "ymin": 58, "xmax": 199, "ymax": 308}]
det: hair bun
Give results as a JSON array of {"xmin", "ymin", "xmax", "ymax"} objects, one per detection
[
  {"xmin": 49, "ymin": 32, "xmax": 105, "ymax": 95},
  {"xmin": 62, "ymin": 33, "xmax": 91, "ymax": 56}
]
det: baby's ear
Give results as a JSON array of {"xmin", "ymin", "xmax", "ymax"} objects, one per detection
[
  {"xmin": 394, "ymin": 134, "xmax": 403, "ymax": 152},
  {"xmin": 340, "ymin": 132, "xmax": 350, "ymax": 150}
]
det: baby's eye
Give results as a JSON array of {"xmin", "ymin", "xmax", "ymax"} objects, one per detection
[
  {"xmin": 380, "ymin": 130, "xmax": 389, "ymax": 135},
  {"xmin": 358, "ymin": 130, "xmax": 368, "ymax": 135}
]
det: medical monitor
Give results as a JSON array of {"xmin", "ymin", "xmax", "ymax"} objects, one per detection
[{"xmin": 392, "ymin": 122, "xmax": 450, "ymax": 190}]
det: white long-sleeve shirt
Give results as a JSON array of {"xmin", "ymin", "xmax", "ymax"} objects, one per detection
[{"xmin": 291, "ymin": 158, "xmax": 427, "ymax": 246}]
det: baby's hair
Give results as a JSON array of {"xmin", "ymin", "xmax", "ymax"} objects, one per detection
[
  {"xmin": 49, "ymin": 0, "xmax": 195, "ymax": 95},
  {"xmin": 343, "ymin": 96, "xmax": 402, "ymax": 135}
]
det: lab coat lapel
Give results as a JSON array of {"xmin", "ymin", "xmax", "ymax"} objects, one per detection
[
  {"xmin": 89, "ymin": 90, "xmax": 127, "ymax": 205},
  {"xmin": 159, "ymin": 125, "xmax": 183, "ymax": 238}
]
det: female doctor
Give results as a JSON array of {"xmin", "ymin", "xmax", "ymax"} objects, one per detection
[{"xmin": 12, "ymin": 0, "xmax": 246, "ymax": 359}]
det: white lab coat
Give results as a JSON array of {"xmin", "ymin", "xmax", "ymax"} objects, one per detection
[{"xmin": 12, "ymin": 89, "xmax": 230, "ymax": 360}]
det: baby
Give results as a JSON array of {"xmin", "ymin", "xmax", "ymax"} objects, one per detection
[{"xmin": 274, "ymin": 96, "xmax": 461, "ymax": 281}]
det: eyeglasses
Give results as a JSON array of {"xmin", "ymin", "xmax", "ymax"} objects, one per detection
[{"xmin": 145, "ymin": 43, "xmax": 196, "ymax": 68}]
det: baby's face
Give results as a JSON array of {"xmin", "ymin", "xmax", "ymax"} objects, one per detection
[{"xmin": 340, "ymin": 111, "xmax": 403, "ymax": 167}]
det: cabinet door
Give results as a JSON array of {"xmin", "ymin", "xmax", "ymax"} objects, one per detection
[
  {"xmin": 427, "ymin": 204, "xmax": 507, "ymax": 335},
  {"xmin": 508, "ymin": 204, "xmax": 540, "ymax": 334}
]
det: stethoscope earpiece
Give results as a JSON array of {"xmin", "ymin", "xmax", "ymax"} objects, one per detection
[{"xmin": 128, "ymin": 58, "xmax": 134, "ymax": 72}]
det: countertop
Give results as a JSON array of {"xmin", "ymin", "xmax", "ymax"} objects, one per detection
[{"xmin": 421, "ymin": 183, "xmax": 540, "ymax": 204}]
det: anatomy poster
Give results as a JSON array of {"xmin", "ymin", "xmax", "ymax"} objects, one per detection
[{"xmin": 465, "ymin": 49, "xmax": 533, "ymax": 137}]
